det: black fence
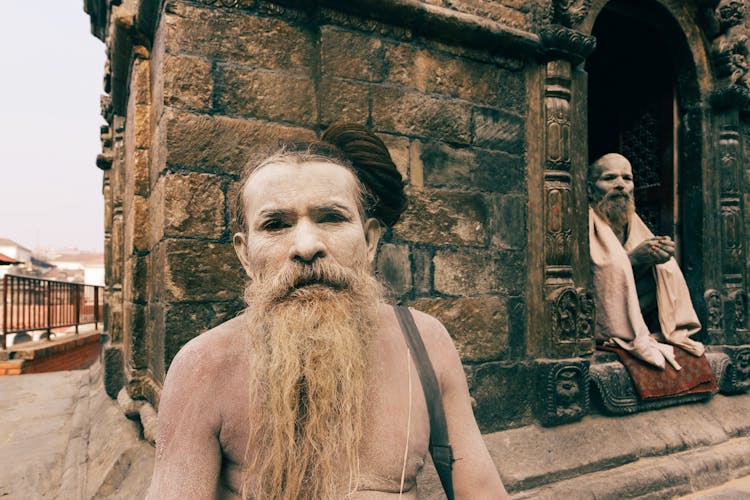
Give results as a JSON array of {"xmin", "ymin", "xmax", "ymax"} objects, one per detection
[{"xmin": 1, "ymin": 274, "xmax": 103, "ymax": 349}]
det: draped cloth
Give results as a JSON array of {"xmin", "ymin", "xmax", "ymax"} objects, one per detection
[{"xmin": 589, "ymin": 208, "xmax": 705, "ymax": 370}]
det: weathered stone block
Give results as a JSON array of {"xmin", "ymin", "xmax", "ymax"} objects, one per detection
[
  {"xmin": 384, "ymin": 43, "xmax": 525, "ymax": 112},
  {"xmin": 475, "ymin": 149, "xmax": 525, "ymax": 193},
  {"xmin": 471, "ymin": 361, "xmax": 533, "ymax": 432},
  {"xmin": 133, "ymin": 148, "xmax": 150, "ymax": 196},
  {"xmin": 321, "ymin": 26, "xmax": 385, "ymax": 82},
  {"xmin": 376, "ymin": 243, "xmax": 412, "ymax": 297},
  {"xmin": 131, "ymin": 195, "xmax": 150, "ymax": 253},
  {"xmin": 418, "ymin": 140, "xmax": 476, "ymax": 187},
  {"xmin": 394, "ymin": 188, "xmax": 488, "ymax": 246},
  {"xmin": 163, "ymin": 53, "xmax": 213, "ymax": 109},
  {"xmin": 488, "ymin": 194, "xmax": 527, "ymax": 250},
  {"xmin": 371, "ymin": 86, "xmax": 472, "ymax": 144},
  {"xmin": 149, "ymin": 176, "xmax": 166, "ymax": 246},
  {"xmin": 163, "ymin": 109, "xmax": 316, "ymax": 175},
  {"xmin": 103, "ymin": 345, "xmax": 125, "ymax": 399},
  {"xmin": 409, "ymin": 296, "xmax": 510, "ymax": 362},
  {"xmin": 124, "ymin": 302, "xmax": 148, "ymax": 371},
  {"xmin": 376, "ymin": 134, "xmax": 410, "ymax": 180},
  {"xmin": 163, "ymin": 239, "xmax": 244, "ymax": 302},
  {"xmin": 319, "ymin": 77, "xmax": 369, "ymax": 127},
  {"xmin": 163, "ymin": 172, "xmax": 225, "ymax": 239},
  {"xmin": 163, "ymin": 2, "xmax": 313, "ymax": 69},
  {"xmin": 433, "ymin": 248, "xmax": 524, "ymax": 295},
  {"xmin": 534, "ymin": 358, "xmax": 590, "ymax": 426},
  {"xmin": 437, "ymin": 0, "xmax": 529, "ymax": 29},
  {"xmin": 134, "ymin": 103, "xmax": 152, "ymax": 151},
  {"xmin": 125, "ymin": 254, "xmax": 149, "ymax": 304},
  {"xmin": 218, "ymin": 67, "xmax": 316, "ymax": 124},
  {"xmin": 148, "ymin": 301, "xmax": 165, "ymax": 381},
  {"xmin": 473, "ymin": 107, "xmax": 524, "ymax": 153},
  {"xmin": 411, "ymin": 247, "xmax": 433, "ymax": 295}
]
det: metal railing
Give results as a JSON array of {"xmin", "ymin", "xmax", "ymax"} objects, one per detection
[{"xmin": 1, "ymin": 275, "xmax": 103, "ymax": 350}]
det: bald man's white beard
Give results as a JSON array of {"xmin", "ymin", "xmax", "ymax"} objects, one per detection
[
  {"xmin": 241, "ymin": 259, "xmax": 383, "ymax": 500},
  {"xmin": 593, "ymin": 192, "xmax": 635, "ymax": 235}
]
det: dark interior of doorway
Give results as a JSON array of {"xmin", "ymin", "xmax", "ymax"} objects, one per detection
[{"xmin": 586, "ymin": 2, "xmax": 678, "ymax": 245}]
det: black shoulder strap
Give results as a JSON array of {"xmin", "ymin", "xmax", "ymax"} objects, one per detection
[{"xmin": 394, "ymin": 305, "xmax": 454, "ymax": 500}]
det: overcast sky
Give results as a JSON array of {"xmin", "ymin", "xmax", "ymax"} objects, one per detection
[{"xmin": 1, "ymin": 3, "xmax": 106, "ymax": 252}]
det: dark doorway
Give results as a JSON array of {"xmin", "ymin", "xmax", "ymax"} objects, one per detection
[{"xmin": 587, "ymin": 1, "xmax": 679, "ymax": 251}]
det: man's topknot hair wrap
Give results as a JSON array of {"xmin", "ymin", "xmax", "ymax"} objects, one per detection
[{"xmin": 322, "ymin": 123, "xmax": 407, "ymax": 228}]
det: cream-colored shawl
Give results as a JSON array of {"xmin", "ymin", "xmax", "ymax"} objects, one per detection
[{"xmin": 590, "ymin": 208, "xmax": 705, "ymax": 370}]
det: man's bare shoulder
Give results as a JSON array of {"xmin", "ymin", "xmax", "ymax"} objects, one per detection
[
  {"xmin": 166, "ymin": 314, "xmax": 248, "ymax": 382},
  {"xmin": 388, "ymin": 305, "xmax": 460, "ymax": 378}
]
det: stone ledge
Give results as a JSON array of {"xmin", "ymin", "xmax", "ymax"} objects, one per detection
[{"xmin": 491, "ymin": 391, "xmax": 750, "ymax": 495}]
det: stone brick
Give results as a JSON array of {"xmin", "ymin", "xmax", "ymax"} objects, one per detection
[
  {"xmin": 163, "ymin": 109, "xmax": 316, "ymax": 175},
  {"xmin": 133, "ymin": 148, "xmax": 150, "ymax": 196},
  {"xmin": 384, "ymin": 43, "xmax": 525, "ymax": 112},
  {"xmin": 163, "ymin": 239, "xmax": 244, "ymax": 302},
  {"xmin": 319, "ymin": 76, "xmax": 369, "ymax": 127},
  {"xmin": 149, "ymin": 176, "xmax": 166, "ymax": 245},
  {"xmin": 419, "ymin": 141, "xmax": 477, "ymax": 187},
  {"xmin": 131, "ymin": 195, "xmax": 149, "ymax": 252},
  {"xmin": 488, "ymin": 194, "xmax": 527, "ymax": 250},
  {"xmin": 439, "ymin": 0, "xmax": 529, "ymax": 29},
  {"xmin": 376, "ymin": 243, "xmax": 412, "ymax": 297},
  {"xmin": 162, "ymin": 172, "xmax": 225, "ymax": 239},
  {"xmin": 418, "ymin": 142, "xmax": 524, "ymax": 193},
  {"xmin": 433, "ymin": 248, "xmax": 524, "ymax": 295},
  {"xmin": 134, "ymin": 103, "xmax": 151, "ymax": 151},
  {"xmin": 475, "ymin": 149, "xmax": 525, "ymax": 193},
  {"xmin": 376, "ymin": 134, "xmax": 409, "ymax": 180},
  {"xmin": 103, "ymin": 346, "xmax": 125, "ymax": 399},
  {"xmin": 411, "ymin": 247, "xmax": 433, "ymax": 295},
  {"xmin": 163, "ymin": 299, "xmax": 245, "ymax": 368},
  {"xmin": 125, "ymin": 302, "xmax": 148, "ymax": 370},
  {"xmin": 320, "ymin": 26, "xmax": 385, "ymax": 81},
  {"xmin": 132, "ymin": 57, "xmax": 151, "ymax": 106},
  {"xmin": 148, "ymin": 301, "xmax": 166, "ymax": 379},
  {"xmin": 163, "ymin": 53, "xmax": 213, "ymax": 109},
  {"xmin": 409, "ymin": 140, "xmax": 424, "ymax": 187},
  {"xmin": 371, "ymin": 86, "xmax": 472, "ymax": 144},
  {"xmin": 218, "ymin": 67, "xmax": 316, "ymax": 124},
  {"xmin": 163, "ymin": 2, "xmax": 313, "ymax": 69},
  {"xmin": 125, "ymin": 254, "xmax": 149, "ymax": 304},
  {"xmin": 409, "ymin": 296, "xmax": 510, "ymax": 362},
  {"xmin": 473, "ymin": 107, "xmax": 524, "ymax": 153},
  {"xmin": 471, "ymin": 361, "xmax": 533, "ymax": 432},
  {"xmin": 394, "ymin": 188, "xmax": 488, "ymax": 246}
]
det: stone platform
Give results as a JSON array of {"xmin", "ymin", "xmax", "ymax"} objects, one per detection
[
  {"xmin": 0, "ymin": 361, "xmax": 153, "ymax": 499},
  {"xmin": 417, "ymin": 391, "xmax": 750, "ymax": 498},
  {"xmin": 2, "ymin": 360, "xmax": 749, "ymax": 498}
]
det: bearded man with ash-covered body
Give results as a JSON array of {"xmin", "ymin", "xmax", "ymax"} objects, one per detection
[
  {"xmin": 588, "ymin": 153, "xmax": 706, "ymax": 370},
  {"xmin": 146, "ymin": 124, "xmax": 507, "ymax": 499}
]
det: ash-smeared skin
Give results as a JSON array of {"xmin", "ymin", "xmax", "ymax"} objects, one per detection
[{"xmin": 146, "ymin": 161, "xmax": 508, "ymax": 499}]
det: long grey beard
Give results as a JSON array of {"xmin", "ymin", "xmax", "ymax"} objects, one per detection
[
  {"xmin": 241, "ymin": 259, "xmax": 383, "ymax": 500},
  {"xmin": 594, "ymin": 194, "xmax": 635, "ymax": 237}
]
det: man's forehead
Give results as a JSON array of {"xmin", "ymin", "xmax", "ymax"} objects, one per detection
[
  {"xmin": 596, "ymin": 154, "xmax": 632, "ymax": 176},
  {"xmin": 242, "ymin": 160, "xmax": 360, "ymax": 215}
]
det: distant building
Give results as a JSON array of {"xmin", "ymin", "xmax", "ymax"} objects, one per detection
[
  {"xmin": 0, "ymin": 239, "xmax": 32, "ymax": 279},
  {"xmin": 37, "ymin": 249, "xmax": 105, "ymax": 286}
]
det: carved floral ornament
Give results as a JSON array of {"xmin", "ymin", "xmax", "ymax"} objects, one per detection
[{"xmin": 552, "ymin": 0, "xmax": 592, "ymax": 28}]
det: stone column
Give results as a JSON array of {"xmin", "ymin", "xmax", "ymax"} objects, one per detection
[
  {"xmin": 527, "ymin": 4, "xmax": 596, "ymax": 425},
  {"xmin": 702, "ymin": 0, "xmax": 750, "ymax": 392}
]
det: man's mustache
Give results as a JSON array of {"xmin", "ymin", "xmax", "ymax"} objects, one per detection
[{"xmin": 263, "ymin": 261, "xmax": 356, "ymax": 302}]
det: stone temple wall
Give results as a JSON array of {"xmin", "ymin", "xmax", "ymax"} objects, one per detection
[{"xmin": 88, "ymin": 0, "xmax": 750, "ymax": 431}]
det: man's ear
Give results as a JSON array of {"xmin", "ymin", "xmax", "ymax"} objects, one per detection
[
  {"xmin": 364, "ymin": 218, "xmax": 382, "ymax": 264},
  {"xmin": 233, "ymin": 232, "xmax": 253, "ymax": 277}
]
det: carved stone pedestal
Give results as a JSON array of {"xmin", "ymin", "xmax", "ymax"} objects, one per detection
[{"xmin": 534, "ymin": 358, "xmax": 590, "ymax": 426}]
